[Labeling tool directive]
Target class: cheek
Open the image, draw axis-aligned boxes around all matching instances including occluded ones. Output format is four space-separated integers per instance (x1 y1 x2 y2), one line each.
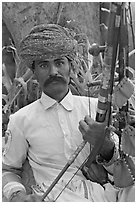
35 71 48 85
61 65 70 78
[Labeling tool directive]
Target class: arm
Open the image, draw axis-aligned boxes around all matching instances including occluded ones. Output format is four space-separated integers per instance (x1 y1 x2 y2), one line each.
2 114 41 202
79 115 115 157
2 163 27 201
79 116 119 173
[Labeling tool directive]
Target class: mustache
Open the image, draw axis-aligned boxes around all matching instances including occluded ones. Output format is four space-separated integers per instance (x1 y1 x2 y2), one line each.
44 75 67 87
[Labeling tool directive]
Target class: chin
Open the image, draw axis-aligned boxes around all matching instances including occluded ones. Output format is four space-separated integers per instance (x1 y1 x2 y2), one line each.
44 84 68 95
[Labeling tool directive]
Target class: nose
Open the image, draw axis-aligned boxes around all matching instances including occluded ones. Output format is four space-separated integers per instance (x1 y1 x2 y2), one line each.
49 63 58 76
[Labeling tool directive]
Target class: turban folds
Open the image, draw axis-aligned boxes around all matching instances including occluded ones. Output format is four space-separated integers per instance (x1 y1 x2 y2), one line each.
19 24 78 69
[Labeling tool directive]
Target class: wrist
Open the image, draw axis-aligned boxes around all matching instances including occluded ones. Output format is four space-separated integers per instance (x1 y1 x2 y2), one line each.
3 181 26 201
10 190 26 201
100 138 115 161
96 145 119 167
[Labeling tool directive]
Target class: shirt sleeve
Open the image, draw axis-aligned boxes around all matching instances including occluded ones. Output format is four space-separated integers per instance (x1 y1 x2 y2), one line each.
3 114 28 168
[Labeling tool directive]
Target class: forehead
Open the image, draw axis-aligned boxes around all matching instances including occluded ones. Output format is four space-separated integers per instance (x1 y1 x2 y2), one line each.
35 56 69 64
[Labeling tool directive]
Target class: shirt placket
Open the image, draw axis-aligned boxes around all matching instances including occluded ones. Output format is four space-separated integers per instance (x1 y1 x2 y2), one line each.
56 103 72 160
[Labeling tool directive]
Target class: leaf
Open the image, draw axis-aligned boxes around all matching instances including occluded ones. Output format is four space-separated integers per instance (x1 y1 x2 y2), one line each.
3 104 11 114
14 77 27 95
6 45 20 77
2 94 8 105
22 69 33 82
85 69 93 83
126 66 135 79
121 125 135 157
2 64 12 92
114 156 135 188
129 49 135 57
128 94 135 110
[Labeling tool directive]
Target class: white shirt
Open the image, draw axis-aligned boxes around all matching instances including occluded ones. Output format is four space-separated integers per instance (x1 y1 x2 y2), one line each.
3 90 135 201
3 91 97 186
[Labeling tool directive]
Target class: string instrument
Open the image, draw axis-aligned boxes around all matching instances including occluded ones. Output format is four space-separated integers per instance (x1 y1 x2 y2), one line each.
88 2 135 188
81 2 122 180
86 2 135 188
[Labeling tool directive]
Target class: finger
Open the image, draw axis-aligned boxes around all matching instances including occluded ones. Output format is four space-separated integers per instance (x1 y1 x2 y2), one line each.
79 120 89 131
79 124 86 136
84 115 94 125
85 115 105 131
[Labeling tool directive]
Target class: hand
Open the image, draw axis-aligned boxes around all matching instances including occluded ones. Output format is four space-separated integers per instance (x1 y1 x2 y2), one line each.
83 161 109 185
79 115 114 159
10 191 42 202
79 115 106 147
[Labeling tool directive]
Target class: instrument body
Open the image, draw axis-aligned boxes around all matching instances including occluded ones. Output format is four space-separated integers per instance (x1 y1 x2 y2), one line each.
82 3 122 181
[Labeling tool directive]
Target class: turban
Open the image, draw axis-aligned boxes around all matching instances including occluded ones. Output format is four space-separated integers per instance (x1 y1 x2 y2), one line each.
19 24 78 69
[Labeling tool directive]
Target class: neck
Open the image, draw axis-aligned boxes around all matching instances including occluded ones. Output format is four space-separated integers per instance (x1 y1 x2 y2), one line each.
45 88 69 102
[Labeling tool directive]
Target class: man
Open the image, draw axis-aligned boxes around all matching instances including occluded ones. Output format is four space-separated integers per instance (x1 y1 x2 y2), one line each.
2 24 134 202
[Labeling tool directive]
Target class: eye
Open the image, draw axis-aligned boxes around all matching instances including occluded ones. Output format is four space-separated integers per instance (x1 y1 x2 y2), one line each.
55 60 64 67
39 62 49 69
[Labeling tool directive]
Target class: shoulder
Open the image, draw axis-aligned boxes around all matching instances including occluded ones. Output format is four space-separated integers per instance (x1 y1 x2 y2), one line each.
72 94 98 118
9 99 40 123
73 94 98 107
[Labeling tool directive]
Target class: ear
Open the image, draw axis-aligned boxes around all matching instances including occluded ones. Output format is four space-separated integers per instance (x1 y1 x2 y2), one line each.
33 71 39 82
31 61 38 79
31 61 35 72
68 61 73 75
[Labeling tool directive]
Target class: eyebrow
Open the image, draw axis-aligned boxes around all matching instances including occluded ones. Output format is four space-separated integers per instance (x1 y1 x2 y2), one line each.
37 61 49 65
37 57 66 65
54 57 65 62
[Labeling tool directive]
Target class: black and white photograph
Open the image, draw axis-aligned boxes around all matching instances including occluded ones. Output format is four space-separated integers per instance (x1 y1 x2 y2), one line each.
2 2 135 202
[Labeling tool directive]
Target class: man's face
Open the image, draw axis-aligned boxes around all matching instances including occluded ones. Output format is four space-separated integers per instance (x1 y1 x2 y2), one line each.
34 56 71 96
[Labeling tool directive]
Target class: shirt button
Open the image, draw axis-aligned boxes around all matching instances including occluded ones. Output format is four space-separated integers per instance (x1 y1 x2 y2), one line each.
60 119 64 124
63 130 66 134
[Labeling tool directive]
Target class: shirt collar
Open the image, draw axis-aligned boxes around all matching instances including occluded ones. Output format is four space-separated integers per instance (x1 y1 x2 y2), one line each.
40 90 73 111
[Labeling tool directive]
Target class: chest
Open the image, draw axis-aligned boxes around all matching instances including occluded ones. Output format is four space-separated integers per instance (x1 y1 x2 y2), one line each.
25 105 85 158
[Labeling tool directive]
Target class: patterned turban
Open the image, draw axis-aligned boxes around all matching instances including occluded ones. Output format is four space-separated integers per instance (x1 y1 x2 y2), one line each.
19 24 78 69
